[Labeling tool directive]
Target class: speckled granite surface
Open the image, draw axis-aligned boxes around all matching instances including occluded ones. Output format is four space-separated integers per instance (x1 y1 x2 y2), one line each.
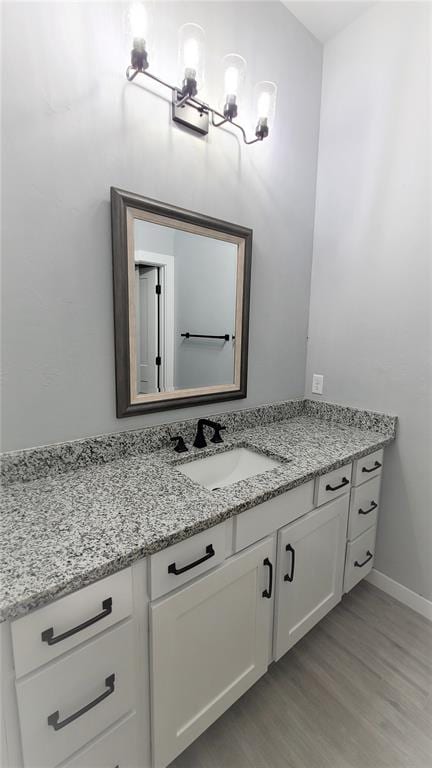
1 403 397 622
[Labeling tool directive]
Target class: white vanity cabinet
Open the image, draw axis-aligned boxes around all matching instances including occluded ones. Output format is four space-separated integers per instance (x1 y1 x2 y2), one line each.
150 536 275 768
273 495 349 661
2 448 386 768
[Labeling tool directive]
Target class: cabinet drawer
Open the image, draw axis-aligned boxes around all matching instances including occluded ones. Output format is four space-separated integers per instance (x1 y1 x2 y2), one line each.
61 714 138 768
314 463 352 507
16 621 135 768
234 480 314 552
348 477 381 541
12 568 133 678
149 522 226 600
344 526 376 593
352 449 383 486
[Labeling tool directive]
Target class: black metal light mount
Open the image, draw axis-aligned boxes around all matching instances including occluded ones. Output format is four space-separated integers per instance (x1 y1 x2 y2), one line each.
127 67 264 145
255 117 269 140
181 68 198 99
223 95 238 121
130 37 148 72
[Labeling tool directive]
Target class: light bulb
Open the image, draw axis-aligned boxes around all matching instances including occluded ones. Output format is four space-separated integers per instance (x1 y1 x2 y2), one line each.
129 3 147 43
224 66 239 96
183 37 200 72
257 91 271 119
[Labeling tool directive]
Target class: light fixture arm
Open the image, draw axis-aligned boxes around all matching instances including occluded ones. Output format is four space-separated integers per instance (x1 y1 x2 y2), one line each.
126 66 265 145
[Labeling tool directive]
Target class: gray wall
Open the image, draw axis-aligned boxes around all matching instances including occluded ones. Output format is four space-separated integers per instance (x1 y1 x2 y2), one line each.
134 220 175 256
1 1 322 451
174 231 237 389
305 3 432 599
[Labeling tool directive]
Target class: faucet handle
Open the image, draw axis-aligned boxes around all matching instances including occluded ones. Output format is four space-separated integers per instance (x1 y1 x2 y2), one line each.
171 435 188 453
210 424 226 444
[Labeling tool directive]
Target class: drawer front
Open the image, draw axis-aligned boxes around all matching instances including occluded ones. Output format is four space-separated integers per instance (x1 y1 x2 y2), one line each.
348 477 381 541
61 714 138 768
353 449 383 486
149 522 226 600
234 480 314 552
344 526 377 593
12 568 133 678
16 621 135 768
314 463 352 507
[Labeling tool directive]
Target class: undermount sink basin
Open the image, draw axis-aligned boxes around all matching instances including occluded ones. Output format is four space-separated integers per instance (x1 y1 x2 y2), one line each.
177 447 283 490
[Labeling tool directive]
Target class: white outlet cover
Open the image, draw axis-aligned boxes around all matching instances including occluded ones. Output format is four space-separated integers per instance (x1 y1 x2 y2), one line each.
312 374 324 395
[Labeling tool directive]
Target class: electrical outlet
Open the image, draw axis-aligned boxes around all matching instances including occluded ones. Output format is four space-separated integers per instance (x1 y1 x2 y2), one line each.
312 374 324 395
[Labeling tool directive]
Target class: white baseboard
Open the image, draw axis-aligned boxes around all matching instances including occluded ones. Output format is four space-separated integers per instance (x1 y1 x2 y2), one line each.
366 569 432 621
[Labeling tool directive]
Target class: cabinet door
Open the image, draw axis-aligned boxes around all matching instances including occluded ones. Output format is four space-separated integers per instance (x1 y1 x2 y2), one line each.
273 495 348 661
150 537 275 768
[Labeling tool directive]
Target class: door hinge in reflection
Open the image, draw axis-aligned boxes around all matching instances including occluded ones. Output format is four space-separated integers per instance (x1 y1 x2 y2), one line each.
155 284 162 295
156 356 162 366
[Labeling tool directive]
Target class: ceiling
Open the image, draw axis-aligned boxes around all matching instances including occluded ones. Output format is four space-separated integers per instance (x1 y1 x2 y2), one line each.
282 1 375 43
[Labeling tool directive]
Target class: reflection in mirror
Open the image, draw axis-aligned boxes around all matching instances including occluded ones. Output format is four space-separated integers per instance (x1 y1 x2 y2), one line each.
134 219 238 395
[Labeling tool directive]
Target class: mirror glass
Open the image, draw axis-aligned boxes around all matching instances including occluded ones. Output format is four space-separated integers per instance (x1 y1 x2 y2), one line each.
134 219 238 394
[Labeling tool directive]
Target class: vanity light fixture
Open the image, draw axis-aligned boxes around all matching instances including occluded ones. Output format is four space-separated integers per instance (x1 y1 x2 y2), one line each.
125 4 277 144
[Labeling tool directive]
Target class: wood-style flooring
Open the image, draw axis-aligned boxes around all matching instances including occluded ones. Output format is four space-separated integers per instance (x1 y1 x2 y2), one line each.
169 582 432 768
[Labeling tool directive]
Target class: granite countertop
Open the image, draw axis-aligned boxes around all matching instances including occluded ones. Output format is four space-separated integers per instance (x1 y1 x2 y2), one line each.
1 404 396 623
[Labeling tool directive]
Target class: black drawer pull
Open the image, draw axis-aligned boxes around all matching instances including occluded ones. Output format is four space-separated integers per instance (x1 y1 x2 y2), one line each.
325 477 349 492
354 551 373 568
47 674 115 731
362 460 382 474
358 501 378 516
262 558 273 598
41 597 113 645
168 544 215 575
284 544 296 582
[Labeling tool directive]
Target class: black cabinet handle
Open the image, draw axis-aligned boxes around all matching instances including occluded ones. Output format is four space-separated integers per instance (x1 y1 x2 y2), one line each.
358 501 378 516
284 544 296 582
325 477 349 492
168 544 215 575
47 674 115 731
262 558 273 598
41 598 113 645
362 460 382 474
354 551 373 568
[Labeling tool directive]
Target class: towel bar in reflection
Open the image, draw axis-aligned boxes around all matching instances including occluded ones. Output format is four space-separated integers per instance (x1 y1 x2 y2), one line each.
180 333 234 341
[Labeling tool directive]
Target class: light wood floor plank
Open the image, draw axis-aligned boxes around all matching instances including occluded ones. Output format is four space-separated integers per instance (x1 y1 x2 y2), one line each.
169 582 432 768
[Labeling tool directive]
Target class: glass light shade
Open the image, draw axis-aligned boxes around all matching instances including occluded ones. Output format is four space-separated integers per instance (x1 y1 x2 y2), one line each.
254 81 277 128
221 54 247 119
178 23 205 91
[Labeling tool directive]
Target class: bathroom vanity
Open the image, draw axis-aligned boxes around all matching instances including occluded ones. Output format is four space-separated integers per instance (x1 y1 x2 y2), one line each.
0 400 396 768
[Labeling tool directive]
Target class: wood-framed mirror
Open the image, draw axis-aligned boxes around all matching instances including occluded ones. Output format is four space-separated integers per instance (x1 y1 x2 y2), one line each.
111 188 252 417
